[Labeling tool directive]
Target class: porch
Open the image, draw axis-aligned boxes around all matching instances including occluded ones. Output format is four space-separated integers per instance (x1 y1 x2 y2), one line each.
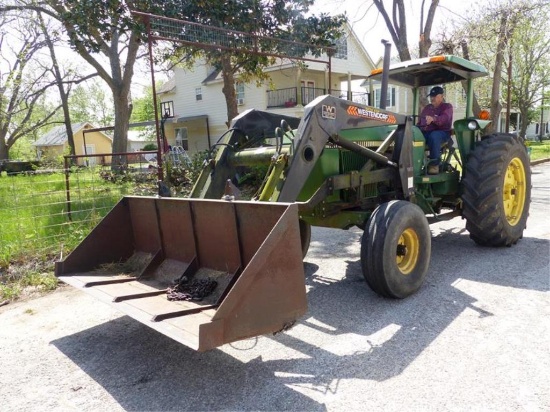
266 87 370 108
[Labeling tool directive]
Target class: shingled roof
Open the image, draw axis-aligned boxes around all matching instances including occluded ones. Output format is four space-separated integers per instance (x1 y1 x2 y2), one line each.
33 122 109 146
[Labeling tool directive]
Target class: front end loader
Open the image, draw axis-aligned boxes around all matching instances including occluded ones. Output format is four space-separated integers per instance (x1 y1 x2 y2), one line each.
56 55 531 350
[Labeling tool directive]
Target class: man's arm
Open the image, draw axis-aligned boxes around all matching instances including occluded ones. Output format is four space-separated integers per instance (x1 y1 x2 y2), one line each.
418 106 431 127
433 103 453 130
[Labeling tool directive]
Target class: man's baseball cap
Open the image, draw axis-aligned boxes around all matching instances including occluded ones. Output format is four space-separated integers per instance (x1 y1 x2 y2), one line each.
428 86 444 97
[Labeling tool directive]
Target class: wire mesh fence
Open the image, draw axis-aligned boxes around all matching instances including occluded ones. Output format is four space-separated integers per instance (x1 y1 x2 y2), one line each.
0 153 160 265
134 11 335 63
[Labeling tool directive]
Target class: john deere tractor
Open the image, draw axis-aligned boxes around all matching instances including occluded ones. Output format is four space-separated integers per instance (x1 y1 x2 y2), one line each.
56 55 531 351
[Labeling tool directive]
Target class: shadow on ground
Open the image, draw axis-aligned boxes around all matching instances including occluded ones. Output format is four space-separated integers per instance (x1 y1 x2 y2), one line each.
52 216 549 411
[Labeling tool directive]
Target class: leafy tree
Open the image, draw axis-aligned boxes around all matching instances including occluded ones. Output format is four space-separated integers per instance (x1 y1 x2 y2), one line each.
130 84 156 143
0 10 61 161
507 9 550 138
44 0 147 162
68 80 115 126
434 0 549 134
158 0 346 126
2 0 345 162
36 11 97 158
130 85 155 123
0 0 161 166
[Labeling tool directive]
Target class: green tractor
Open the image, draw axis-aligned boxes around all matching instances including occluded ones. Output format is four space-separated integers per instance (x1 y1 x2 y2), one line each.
191 54 531 299
55 55 530 351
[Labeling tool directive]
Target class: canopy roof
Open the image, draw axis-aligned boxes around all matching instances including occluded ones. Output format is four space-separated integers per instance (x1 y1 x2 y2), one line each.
368 55 488 88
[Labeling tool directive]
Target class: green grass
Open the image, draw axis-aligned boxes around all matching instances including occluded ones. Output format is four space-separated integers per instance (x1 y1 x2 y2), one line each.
0 167 157 301
0 171 125 263
526 140 550 161
1 265 58 303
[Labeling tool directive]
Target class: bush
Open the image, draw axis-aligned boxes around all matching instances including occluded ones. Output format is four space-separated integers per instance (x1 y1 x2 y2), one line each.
142 143 158 151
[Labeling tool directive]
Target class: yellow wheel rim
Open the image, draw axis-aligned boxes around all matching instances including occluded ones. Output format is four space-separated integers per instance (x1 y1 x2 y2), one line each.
503 157 526 226
396 228 420 275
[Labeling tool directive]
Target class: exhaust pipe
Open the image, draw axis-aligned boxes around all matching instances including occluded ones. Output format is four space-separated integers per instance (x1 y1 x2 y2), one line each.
379 39 392 110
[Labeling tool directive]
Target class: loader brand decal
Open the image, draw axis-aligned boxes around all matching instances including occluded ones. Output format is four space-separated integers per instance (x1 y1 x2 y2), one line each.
347 105 397 124
322 105 336 119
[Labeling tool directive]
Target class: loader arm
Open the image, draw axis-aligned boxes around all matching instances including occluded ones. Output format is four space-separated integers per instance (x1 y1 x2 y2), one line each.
277 95 414 203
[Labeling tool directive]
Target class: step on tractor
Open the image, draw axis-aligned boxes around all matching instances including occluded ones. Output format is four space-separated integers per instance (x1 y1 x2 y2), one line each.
56 55 531 352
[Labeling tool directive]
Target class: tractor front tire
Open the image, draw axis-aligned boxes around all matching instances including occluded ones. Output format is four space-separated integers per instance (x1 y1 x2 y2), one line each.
462 133 531 246
361 201 431 299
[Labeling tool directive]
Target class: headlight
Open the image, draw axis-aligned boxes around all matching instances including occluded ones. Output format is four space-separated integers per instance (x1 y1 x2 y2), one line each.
467 120 478 130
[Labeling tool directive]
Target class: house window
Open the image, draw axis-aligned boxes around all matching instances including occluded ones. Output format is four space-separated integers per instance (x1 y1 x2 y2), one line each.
301 80 316 105
82 144 97 166
160 101 174 117
195 87 202 101
175 127 188 151
236 82 245 105
334 37 348 59
374 87 396 108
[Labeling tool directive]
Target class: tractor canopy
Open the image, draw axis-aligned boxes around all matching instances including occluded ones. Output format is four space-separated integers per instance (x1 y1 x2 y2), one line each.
368 55 488 88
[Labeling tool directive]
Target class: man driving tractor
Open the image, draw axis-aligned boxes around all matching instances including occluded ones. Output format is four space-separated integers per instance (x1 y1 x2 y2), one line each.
418 86 454 174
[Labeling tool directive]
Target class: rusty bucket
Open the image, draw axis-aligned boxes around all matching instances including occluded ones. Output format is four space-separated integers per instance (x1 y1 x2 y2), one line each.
55 196 306 351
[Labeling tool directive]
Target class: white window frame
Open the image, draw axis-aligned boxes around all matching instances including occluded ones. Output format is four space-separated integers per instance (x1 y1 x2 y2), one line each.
83 144 97 166
195 87 202 101
374 86 397 108
334 37 348 59
301 80 316 105
236 82 245 105
174 127 188 151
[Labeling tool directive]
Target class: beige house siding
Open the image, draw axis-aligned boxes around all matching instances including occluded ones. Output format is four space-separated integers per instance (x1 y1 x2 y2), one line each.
34 123 112 165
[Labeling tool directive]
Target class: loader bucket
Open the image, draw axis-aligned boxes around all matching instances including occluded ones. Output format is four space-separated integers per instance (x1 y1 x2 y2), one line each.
55 196 306 352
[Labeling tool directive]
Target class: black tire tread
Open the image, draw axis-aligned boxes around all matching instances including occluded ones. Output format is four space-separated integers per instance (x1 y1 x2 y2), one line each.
361 201 431 299
462 133 531 246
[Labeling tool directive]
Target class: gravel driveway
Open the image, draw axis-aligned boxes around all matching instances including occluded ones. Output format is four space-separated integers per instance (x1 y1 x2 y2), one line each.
1 162 549 411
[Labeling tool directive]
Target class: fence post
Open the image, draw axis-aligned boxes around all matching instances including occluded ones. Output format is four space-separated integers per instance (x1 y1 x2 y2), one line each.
64 156 72 222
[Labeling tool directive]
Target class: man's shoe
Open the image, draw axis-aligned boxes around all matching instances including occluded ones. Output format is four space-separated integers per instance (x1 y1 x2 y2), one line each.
428 165 439 174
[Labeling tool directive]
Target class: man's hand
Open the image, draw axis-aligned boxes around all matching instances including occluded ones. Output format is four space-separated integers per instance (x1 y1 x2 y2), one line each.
425 115 435 125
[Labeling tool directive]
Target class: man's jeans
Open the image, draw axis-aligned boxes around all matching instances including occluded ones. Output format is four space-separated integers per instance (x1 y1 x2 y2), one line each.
423 130 452 165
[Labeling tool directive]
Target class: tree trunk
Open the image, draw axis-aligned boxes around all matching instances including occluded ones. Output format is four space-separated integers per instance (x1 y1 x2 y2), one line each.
0 135 8 161
107 31 138 171
111 88 132 169
220 54 238 128
38 13 76 159
373 0 411 62
418 0 439 58
488 15 510 134
519 107 529 139
374 0 439 62
460 41 481 117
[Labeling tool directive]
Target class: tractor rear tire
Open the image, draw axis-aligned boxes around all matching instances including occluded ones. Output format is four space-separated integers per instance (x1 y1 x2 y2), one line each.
462 133 531 246
361 200 431 299
299 219 311 258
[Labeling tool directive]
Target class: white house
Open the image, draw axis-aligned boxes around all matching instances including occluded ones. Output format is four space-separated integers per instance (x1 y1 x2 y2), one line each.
157 23 377 155
525 109 549 140
127 129 156 152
